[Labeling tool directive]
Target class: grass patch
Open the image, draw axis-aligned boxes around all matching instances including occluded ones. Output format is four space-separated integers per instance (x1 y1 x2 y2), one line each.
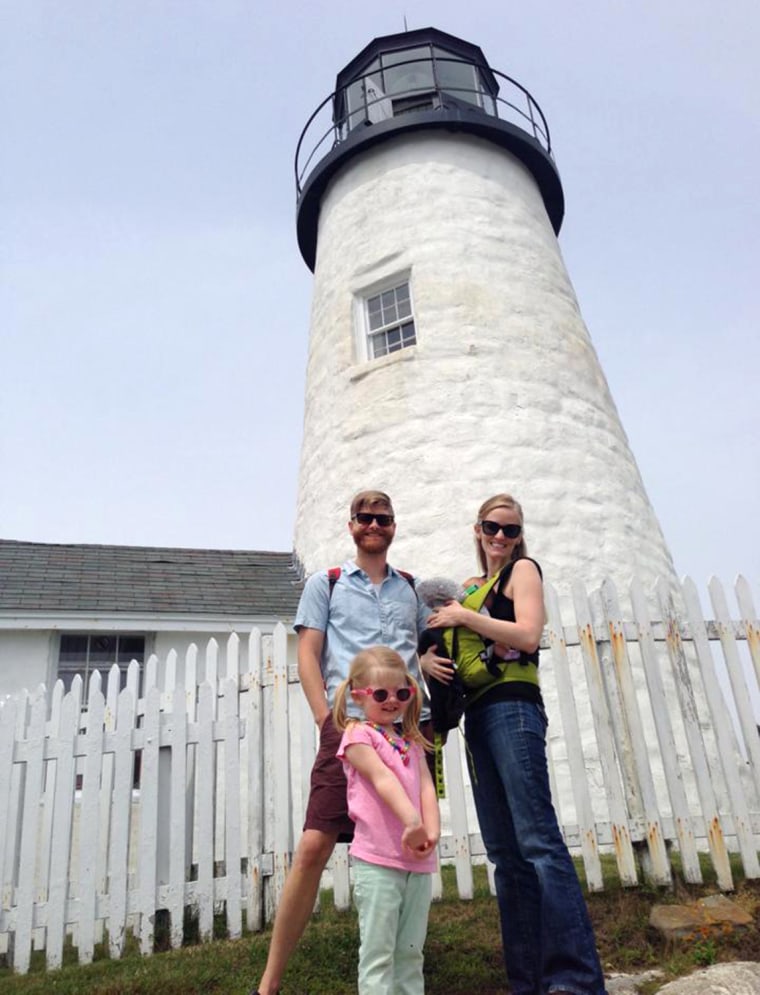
0 855 758 993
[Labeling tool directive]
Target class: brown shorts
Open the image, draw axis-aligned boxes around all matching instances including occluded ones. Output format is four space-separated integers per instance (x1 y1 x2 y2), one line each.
303 715 437 842
303 713 354 842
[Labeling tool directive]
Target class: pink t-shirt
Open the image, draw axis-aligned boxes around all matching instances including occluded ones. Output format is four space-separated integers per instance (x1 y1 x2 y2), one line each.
337 723 437 874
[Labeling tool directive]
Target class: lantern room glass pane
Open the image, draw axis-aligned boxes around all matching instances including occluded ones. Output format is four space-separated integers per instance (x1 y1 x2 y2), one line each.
381 46 434 96
433 51 482 107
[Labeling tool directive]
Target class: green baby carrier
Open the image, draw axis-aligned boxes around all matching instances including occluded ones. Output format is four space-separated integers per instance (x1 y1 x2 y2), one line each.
445 561 540 705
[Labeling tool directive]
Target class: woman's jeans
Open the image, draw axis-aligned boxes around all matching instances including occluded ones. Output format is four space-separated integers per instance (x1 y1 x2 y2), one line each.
465 698 607 995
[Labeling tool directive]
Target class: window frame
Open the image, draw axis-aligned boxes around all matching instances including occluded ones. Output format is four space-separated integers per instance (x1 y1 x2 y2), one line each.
57 632 147 693
356 276 417 363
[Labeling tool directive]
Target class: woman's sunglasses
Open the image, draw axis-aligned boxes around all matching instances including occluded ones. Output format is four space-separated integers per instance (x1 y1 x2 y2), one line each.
353 686 415 703
352 512 395 527
479 520 522 538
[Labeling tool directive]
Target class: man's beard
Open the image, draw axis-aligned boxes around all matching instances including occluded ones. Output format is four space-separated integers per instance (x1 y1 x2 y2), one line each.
353 531 393 555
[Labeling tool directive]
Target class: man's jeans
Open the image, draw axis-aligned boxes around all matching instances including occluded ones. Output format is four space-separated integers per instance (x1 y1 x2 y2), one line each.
465 698 607 995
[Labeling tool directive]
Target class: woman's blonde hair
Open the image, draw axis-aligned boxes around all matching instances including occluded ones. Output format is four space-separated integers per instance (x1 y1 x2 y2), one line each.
332 646 431 750
474 493 527 575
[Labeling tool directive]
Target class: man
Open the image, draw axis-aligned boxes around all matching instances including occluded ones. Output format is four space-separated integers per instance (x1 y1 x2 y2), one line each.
250 490 431 995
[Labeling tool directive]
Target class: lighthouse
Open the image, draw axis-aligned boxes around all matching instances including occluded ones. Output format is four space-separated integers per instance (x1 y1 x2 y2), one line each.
293 26 677 594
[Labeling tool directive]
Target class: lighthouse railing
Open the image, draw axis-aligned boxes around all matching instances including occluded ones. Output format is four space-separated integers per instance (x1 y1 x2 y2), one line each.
1 575 759 971
295 56 553 199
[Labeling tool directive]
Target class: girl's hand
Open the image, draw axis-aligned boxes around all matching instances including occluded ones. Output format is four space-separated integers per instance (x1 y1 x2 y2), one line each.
402 823 429 853
419 645 455 684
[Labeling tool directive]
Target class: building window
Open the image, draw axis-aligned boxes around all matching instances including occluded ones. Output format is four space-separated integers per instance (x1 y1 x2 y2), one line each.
58 634 145 692
365 281 416 359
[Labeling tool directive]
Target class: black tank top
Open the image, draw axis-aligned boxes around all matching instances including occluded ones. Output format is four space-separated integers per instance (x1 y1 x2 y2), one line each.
471 557 544 710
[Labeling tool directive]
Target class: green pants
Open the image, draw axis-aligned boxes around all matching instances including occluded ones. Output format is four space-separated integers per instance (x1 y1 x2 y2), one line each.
353 858 432 995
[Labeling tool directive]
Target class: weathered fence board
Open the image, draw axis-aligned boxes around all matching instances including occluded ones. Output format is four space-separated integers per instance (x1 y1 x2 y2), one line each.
0 575 758 974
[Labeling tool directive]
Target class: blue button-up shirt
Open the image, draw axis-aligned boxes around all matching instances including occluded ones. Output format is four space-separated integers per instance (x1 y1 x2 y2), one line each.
294 559 430 718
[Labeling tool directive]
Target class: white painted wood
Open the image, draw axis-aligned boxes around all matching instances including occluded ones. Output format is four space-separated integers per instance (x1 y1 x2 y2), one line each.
196 681 215 942
442 731 474 899
709 577 760 803
682 578 760 877
1 591 759 973
629 579 702 884
736 575 760 690
184 643 198 879
46 683 80 968
245 628 264 932
138 685 161 954
599 580 671 885
544 583 603 891
572 582 638 885
269 624 292 908
168 683 188 948
14 688 46 972
655 579 733 890
222 676 242 938
107 686 135 959
78 673 105 964
37 682 63 934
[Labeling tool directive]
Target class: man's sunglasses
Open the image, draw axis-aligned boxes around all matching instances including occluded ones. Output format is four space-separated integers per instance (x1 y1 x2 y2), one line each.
479 520 522 539
352 512 395 527
353 686 415 703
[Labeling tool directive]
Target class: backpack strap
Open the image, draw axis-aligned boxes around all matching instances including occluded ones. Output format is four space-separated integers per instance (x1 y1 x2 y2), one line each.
397 569 416 594
327 567 342 600
328 566 416 599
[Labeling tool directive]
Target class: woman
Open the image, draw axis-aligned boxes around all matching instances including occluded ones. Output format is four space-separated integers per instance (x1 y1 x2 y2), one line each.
424 493 607 995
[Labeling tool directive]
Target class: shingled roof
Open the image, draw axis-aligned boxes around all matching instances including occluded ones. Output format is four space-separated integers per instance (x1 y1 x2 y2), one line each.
0 540 303 619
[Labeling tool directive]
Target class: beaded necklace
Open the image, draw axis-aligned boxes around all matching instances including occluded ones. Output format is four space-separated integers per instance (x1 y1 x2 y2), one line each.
369 723 412 766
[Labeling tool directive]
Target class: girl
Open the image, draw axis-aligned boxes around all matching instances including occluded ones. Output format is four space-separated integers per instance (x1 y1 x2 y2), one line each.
425 494 607 995
333 646 440 995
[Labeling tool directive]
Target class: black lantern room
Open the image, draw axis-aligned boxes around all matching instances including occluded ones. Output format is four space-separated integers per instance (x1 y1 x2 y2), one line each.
295 27 564 270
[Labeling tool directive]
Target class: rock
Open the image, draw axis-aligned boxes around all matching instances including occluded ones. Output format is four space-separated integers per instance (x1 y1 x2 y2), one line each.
653 961 760 993
649 896 753 941
606 968 664 992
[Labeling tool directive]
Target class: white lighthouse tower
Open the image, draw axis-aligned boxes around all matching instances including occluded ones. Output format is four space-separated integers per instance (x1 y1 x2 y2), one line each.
293 27 676 592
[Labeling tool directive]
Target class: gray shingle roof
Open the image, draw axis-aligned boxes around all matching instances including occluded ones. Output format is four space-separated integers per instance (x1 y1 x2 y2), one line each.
0 540 303 618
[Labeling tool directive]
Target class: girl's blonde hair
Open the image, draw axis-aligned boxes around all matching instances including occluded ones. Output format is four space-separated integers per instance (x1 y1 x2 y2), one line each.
332 646 431 751
474 492 527 575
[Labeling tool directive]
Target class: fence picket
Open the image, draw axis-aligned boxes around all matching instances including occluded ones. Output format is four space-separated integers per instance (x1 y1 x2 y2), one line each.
196 681 215 942
544 583 603 891
222 677 243 938
736 576 760 689
708 577 760 803
630 579 702 884
107 685 136 959
599 580 670 885
269 624 292 909
682 578 760 877
572 582 638 885
442 732 474 899
138 686 161 954
168 683 188 948
0 693 19 958
656 579 734 890
78 674 106 964
13 689 47 972
46 682 81 968
245 628 264 932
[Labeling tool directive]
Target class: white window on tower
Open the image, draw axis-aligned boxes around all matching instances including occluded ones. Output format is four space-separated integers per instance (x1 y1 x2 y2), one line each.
363 281 416 359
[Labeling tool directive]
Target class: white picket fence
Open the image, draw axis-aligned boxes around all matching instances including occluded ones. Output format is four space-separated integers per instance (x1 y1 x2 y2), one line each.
1 575 759 974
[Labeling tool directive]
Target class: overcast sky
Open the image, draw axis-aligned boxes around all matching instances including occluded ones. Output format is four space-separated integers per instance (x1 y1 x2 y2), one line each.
2 1 758 603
